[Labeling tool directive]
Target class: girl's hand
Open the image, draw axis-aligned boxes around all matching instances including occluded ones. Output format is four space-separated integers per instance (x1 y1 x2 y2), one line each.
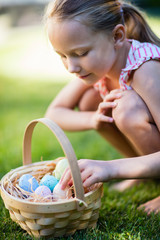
90 89 124 130
60 159 112 189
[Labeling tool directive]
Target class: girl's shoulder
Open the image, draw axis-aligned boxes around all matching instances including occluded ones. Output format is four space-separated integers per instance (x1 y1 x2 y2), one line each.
131 60 160 99
127 39 160 79
133 58 160 81
126 39 160 71
119 39 160 90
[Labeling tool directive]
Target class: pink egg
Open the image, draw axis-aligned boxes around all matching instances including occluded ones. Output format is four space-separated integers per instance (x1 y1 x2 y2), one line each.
35 185 51 197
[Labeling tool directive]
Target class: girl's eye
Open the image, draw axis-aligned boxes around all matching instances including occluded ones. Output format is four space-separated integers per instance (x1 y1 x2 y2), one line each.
60 55 66 59
79 51 88 57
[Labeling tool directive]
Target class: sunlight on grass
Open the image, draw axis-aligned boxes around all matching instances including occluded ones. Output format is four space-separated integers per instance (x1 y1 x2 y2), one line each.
0 17 74 82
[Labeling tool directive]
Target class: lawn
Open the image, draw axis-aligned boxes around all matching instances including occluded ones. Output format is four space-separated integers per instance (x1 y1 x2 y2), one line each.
0 9 160 240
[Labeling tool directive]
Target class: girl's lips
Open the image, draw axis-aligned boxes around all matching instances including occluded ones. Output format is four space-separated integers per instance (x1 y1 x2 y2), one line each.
79 73 91 79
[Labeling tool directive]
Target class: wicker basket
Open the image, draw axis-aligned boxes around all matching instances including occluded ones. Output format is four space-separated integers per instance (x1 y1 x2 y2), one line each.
0 118 103 238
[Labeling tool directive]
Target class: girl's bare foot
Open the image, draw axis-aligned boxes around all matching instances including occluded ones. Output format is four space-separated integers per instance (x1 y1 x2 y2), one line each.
110 179 146 192
138 196 160 215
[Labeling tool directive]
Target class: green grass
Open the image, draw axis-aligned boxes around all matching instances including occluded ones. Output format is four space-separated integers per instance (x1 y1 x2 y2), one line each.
1 72 160 240
0 12 160 240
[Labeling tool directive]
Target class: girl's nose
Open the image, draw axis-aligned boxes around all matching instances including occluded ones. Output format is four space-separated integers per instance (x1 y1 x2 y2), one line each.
67 58 81 73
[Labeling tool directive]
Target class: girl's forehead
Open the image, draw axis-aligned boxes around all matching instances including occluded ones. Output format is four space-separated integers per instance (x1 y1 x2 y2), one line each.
48 18 94 38
47 18 102 50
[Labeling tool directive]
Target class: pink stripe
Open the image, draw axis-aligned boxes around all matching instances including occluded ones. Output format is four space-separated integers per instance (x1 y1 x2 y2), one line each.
128 55 132 65
131 44 134 51
132 44 136 61
132 45 136 61
133 52 136 62
131 63 137 70
138 48 141 58
149 47 154 57
143 45 148 56
155 46 160 57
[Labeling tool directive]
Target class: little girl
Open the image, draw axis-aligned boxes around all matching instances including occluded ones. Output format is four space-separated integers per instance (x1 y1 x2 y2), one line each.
44 0 160 214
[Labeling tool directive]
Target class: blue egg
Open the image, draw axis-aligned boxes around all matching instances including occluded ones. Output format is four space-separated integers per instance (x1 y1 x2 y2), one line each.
40 175 59 192
19 174 39 193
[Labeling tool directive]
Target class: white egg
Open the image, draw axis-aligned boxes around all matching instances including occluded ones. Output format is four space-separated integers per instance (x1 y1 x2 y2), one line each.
53 182 72 200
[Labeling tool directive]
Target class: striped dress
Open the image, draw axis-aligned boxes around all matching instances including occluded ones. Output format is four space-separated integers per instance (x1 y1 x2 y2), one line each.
94 39 160 98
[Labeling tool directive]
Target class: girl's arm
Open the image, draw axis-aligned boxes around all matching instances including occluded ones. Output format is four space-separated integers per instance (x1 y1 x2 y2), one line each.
60 61 160 189
45 78 94 131
45 78 120 131
60 152 160 189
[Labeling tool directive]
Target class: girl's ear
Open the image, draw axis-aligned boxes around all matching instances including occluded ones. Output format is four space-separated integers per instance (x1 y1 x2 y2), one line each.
112 24 126 49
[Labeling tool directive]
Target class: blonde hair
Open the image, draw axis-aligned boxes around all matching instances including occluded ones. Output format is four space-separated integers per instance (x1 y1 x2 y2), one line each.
45 0 160 47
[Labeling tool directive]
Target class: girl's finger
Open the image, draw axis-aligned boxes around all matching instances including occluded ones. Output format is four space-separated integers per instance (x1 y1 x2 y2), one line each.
104 92 122 102
77 160 86 172
98 101 117 113
83 175 98 188
60 167 69 183
109 88 124 95
80 168 92 183
60 168 72 190
68 179 73 186
97 114 114 123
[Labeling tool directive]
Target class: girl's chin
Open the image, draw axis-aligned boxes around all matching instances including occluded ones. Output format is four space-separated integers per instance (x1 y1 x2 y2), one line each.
82 78 100 85
79 75 100 85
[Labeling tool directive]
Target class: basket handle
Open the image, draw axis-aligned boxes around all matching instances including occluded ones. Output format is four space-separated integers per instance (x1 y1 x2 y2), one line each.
23 118 85 210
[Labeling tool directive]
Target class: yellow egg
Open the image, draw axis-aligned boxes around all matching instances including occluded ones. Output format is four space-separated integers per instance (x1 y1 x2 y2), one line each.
53 158 69 180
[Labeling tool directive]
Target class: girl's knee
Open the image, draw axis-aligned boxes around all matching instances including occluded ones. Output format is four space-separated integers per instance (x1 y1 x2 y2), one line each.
112 90 152 133
112 101 132 132
78 88 102 111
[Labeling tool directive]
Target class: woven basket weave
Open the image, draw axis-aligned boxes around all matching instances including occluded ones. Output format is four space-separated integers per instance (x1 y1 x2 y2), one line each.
0 118 103 238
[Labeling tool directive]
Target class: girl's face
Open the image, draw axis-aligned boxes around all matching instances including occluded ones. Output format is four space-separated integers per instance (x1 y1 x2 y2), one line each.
48 18 118 85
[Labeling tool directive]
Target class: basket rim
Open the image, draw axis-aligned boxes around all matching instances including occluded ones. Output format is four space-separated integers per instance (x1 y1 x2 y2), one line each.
0 160 103 207
1 180 102 206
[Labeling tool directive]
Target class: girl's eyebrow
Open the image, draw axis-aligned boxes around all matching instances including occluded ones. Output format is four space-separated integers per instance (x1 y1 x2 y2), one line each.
55 46 90 55
70 45 90 51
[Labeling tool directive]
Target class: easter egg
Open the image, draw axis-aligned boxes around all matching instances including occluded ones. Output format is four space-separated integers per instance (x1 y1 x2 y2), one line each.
40 175 59 192
19 174 39 193
35 185 51 197
53 182 72 200
53 158 69 180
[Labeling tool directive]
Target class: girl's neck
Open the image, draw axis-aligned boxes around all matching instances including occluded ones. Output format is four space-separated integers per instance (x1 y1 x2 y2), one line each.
106 40 131 84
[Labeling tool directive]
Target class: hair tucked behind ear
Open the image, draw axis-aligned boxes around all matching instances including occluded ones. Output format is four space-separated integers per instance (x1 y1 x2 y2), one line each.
45 0 160 47
122 2 160 47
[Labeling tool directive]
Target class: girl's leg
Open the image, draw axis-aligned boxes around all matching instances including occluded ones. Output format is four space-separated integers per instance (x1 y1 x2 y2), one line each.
79 88 160 155
78 87 139 157
112 90 160 155
111 89 160 197
138 196 160 215
78 88 143 190
79 87 160 156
